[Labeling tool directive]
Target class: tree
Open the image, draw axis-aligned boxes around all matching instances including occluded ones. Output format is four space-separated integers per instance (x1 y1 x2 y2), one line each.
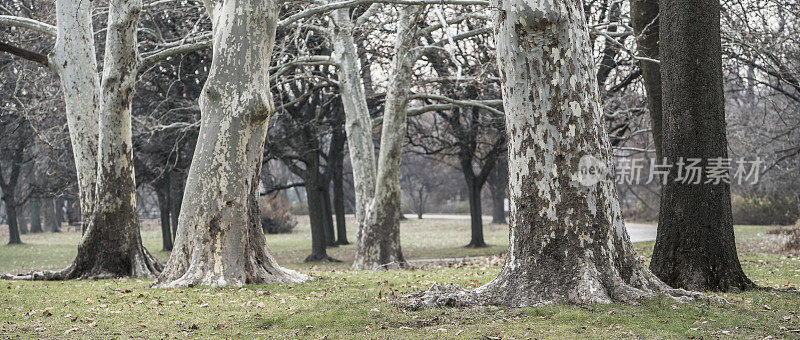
487 155 507 224
411 0 698 307
649 0 753 292
630 0 662 160
155 0 309 287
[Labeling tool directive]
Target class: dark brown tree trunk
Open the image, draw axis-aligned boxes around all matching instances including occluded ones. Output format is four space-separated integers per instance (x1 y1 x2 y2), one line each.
304 178 336 262
169 170 184 239
3 196 22 245
332 155 349 245
41 197 60 233
65 197 81 226
650 0 753 292
631 0 663 160
465 180 487 247
155 176 173 251
29 198 43 233
55 197 66 228
321 186 337 247
488 156 508 225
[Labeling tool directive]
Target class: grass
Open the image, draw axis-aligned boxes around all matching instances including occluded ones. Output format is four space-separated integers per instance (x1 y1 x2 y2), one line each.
1 219 799 338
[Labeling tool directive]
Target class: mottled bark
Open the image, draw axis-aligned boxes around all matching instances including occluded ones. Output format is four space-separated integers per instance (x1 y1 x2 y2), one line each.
50 0 100 223
351 5 424 270
630 0 662 159
155 0 308 287
28 197 43 233
410 0 699 308
330 8 376 235
650 0 753 292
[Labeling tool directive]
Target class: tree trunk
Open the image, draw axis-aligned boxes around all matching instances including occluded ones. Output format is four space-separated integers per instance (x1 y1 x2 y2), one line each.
411 0 699 308
54 0 162 279
18 210 28 234
305 179 333 261
630 0 663 160
169 170 184 239
41 197 59 232
51 0 100 225
351 5 424 270
321 186 337 247
649 0 753 292
465 179 486 247
3 196 22 245
29 198 43 233
154 0 308 287
332 145 349 245
488 156 508 225
155 176 173 251
330 8 377 237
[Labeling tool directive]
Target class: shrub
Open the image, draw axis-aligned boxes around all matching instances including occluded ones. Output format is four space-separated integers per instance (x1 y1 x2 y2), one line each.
731 193 799 226
258 195 297 234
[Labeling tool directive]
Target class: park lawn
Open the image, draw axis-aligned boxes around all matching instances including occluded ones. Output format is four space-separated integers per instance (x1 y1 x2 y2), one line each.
0 220 798 338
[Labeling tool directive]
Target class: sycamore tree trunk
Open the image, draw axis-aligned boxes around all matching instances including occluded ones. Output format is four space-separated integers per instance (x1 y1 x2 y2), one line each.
630 0 663 160
330 8 376 239
58 0 161 279
29 197 43 233
155 0 308 287
351 5 424 270
649 0 753 292
51 0 101 223
410 0 700 308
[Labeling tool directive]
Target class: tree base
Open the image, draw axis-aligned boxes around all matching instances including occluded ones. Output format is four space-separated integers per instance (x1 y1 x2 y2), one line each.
303 254 342 263
406 268 712 310
464 242 489 248
2 245 161 281
335 240 350 246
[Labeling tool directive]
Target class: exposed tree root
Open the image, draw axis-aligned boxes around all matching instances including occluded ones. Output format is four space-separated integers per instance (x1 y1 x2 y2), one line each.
2 245 161 281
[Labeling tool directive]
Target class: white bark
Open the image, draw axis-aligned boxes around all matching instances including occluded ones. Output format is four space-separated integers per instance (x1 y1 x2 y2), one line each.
155 0 308 287
350 5 425 270
50 0 101 224
409 0 703 307
330 9 376 227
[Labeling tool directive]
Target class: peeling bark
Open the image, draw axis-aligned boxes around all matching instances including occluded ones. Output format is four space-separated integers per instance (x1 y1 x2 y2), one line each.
154 0 309 287
409 0 701 307
50 0 100 223
649 0 753 292
350 5 425 270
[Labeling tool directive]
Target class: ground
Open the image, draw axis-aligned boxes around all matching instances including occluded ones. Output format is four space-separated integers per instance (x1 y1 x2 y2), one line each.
1 218 799 338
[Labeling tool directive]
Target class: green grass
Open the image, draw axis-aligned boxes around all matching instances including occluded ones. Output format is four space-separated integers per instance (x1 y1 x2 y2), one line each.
1 220 799 338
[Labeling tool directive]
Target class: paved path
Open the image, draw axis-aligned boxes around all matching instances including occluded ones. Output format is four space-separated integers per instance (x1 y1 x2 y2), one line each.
403 214 658 243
